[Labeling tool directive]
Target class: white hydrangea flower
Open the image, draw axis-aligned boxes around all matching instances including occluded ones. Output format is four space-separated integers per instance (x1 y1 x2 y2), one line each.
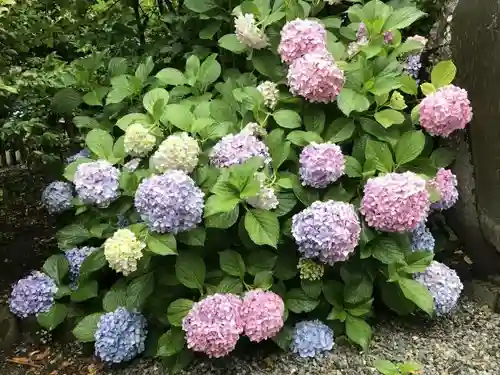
104 229 145 276
234 13 268 49
240 122 267 137
124 123 156 157
150 132 200 174
257 81 279 109
246 172 279 211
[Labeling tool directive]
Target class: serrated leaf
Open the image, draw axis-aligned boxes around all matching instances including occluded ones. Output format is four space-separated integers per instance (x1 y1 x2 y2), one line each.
167 299 194 327
72 313 103 342
345 314 372 350
219 250 245 277
398 278 434 315
175 252 205 290
244 209 280 248
395 130 425 166
431 60 456 88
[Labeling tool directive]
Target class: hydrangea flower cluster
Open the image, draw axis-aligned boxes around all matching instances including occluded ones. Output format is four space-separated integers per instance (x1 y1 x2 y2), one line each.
360 172 430 232
73 161 121 207
134 170 204 233
234 12 268 49
257 81 279 109
124 123 156 157
150 132 200 174
66 148 91 164
9 271 58 318
182 293 244 358
103 229 145 275
209 132 270 168
240 290 284 342
278 19 327 64
65 246 98 287
299 142 345 188
414 261 463 316
94 307 147 363
292 200 361 265
429 168 459 210
419 84 473 137
42 181 73 214
291 320 334 358
245 172 279 211
297 258 325 280
411 221 435 252
404 54 422 79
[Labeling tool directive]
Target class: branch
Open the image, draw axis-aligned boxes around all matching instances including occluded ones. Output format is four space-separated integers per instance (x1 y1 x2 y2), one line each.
132 0 146 47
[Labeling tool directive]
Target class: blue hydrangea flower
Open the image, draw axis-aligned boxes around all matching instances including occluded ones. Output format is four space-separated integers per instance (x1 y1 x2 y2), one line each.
65 247 98 288
41 181 73 214
66 148 91 164
291 320 334 358
94 307 147 363
405 54 422 79
73 160 121 208
9 271 58 318
411 221 435 252
134 170 204 234
414 261 463 316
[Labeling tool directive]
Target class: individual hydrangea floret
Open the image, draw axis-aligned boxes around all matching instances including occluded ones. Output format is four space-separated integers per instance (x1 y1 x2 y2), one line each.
94 307 147 363
66 148 91 164
124 123 156 157
297 258 324 281
411 221 435 252
288 51 345 103
299 142 345 188
278 19 327 64
257 81 279 109
41 181 73 214
124 158 141 172
291 320 334 358
419 84 473 137
134 170 204 234
429 168 459 210
9 271 58 318
292 200 361 265
73 160 120 208
104 229 145 276
65 246 99 287
241 290 284 342
360 172 430 232
234 12 268 49
209 132 270 168
182 293 243 358
246 172 279 211
414 261 463 316
150 132 200 174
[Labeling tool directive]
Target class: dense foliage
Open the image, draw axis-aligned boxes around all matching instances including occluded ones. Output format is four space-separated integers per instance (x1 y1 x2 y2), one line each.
8 0 470 371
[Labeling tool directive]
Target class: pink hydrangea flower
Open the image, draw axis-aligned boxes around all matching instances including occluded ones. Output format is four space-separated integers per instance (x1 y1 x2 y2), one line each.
419 85 473 137
429 168 459 210
299 142 345 188
287 51 345 103
182 294 243 358
278 19 327 64
360 172 430 232
240 290 284 342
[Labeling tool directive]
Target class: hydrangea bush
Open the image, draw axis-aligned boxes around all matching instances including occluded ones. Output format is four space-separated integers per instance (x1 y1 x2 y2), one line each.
12 1 471 371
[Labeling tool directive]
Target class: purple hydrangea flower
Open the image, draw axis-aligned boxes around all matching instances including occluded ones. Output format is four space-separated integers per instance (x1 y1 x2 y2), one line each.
66 148 91 164
65 247 98 288
405 54 422 79
299 143 345 188
9 271 58 318
383 31 394 44
41 181 73 214
429 168 459 210
411 221 435 252
73 160 121 208
292 201 361 265
209 133 270 168
94 307 147 363
134 170 204 234
291 320 334 358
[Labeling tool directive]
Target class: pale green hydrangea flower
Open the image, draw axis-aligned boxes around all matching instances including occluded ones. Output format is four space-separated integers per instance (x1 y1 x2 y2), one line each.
104 229 145 275
150 132 200 174
124 123 156 157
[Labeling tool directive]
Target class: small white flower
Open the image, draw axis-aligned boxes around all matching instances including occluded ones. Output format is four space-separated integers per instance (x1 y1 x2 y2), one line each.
234 13 268 49
246 172 279 211
124 123 156 157
257 81 279 109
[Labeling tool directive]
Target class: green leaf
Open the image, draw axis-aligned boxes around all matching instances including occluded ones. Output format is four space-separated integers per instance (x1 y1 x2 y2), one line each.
156 328 185 357
244 209 280 248
252 50 286 80
374 359 399 375
43 254 69 284
86 129 114 160
37 304 68 331
337 88 370 116
402 251 434 273
156 68 186 86
420 82 436 96
246 250 277 275
205 205 239 229
79 249 107 280
147 233 177 255
399 74 418 95
345 156 362 177
344 275 373 305
108 57 128 76
254 271 274 289
103 284 127 312
73 116 100 129
285 288 319 313
71 280 98 302
218 34 247 53
175 252 206 290
431 60 457 88
162 104 194 131
52 88 82 114
345 314 372 350
371 237 405 264
286 130 323 146
143 88 169 117
395 130 425 166
199 21 222 39
266 129 291 170
204 194 240 217
216 277 244 294
323 280 344 307
198 54 221 90
273 110 301 129
365 139 394 173
303 105 325 134
107 75 139 104
274 249 298 281
430 147 456 168
398 361 423 373
383 7 426 31
219 250 246 277
271 325 293 350
374 109 405 128
291 174 320 206
135 57 154 82
301 280 322 298
398 278 434 315
82 87 109 106
167 299 194 327
325 118 356 143
177 227 206 247
126 273 155 309
72 313 103 342
116 113 153 131
184 0 216 12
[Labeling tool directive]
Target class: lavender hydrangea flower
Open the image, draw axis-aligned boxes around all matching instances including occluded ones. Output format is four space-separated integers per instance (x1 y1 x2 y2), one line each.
94 307 147 363
429 168 459 211
411 221 435 252
66 148 91 164
414 261 463 316
291 320 334 358
9 271 58 318
405 54 422 79
209 132 270 168
134 170 204 234
42 181 73 214
65 246 98 288
292 201 361 265
299 143 345 188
